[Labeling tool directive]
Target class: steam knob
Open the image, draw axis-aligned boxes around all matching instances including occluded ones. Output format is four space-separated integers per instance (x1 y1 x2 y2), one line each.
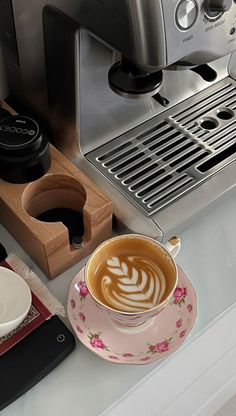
205 0 232 13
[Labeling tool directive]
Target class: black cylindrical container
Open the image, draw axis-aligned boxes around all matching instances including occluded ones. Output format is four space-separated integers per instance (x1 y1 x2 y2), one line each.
0 115 51 183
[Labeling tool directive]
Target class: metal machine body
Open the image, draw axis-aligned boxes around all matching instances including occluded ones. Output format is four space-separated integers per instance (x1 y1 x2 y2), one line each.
1 0 236 240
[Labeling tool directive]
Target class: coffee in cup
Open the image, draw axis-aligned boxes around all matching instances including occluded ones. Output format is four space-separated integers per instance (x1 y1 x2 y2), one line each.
85 234 180 326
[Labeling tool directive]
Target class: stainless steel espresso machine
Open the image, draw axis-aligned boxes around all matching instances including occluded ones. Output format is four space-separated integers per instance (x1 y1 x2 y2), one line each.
1 0 236 240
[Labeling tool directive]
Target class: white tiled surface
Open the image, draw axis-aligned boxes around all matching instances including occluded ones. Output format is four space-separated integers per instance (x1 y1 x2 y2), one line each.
1 189 236 415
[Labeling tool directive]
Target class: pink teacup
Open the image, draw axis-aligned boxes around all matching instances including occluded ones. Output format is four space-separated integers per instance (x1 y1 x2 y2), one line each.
81 234 181 327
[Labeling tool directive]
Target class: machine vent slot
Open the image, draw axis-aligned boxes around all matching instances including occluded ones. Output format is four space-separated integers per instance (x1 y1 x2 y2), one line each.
103 147 139 167
177 152 209 173
87 78 236 215
197 142 236 173
97 142 132 161
147 177 193 209
131 169 166 193
119 159 154 182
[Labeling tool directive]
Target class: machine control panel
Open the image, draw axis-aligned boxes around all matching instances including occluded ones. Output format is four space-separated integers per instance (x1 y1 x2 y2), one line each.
162 0 236 68
176 0 198 30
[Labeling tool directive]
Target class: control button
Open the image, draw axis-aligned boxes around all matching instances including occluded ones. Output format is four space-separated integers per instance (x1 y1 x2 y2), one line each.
57 334 66 343
176 0 198 30
204 0 232 17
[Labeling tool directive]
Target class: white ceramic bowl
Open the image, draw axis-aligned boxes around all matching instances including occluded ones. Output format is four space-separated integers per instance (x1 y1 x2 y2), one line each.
0 266 32 337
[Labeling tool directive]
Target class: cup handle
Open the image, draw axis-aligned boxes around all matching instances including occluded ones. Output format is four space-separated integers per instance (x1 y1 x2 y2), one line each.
165 236 181 258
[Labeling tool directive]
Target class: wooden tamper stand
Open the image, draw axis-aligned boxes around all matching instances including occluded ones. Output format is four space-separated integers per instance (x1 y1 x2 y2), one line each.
0 100 113 278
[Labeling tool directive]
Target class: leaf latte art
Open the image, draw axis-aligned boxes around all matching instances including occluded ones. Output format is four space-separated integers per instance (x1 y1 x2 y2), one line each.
101 256 167 312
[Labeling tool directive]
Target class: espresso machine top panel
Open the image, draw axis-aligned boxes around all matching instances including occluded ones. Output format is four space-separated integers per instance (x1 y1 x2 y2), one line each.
78 0 236 68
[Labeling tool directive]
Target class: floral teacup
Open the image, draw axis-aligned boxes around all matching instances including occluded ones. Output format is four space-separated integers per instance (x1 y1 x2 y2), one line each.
77 234 181 327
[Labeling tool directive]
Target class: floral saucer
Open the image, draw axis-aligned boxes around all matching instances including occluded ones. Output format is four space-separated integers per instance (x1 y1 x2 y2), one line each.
67 267 197 365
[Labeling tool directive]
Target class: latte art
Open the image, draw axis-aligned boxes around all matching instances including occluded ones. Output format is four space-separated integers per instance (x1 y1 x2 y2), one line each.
86 235 177 321
100 256 167 312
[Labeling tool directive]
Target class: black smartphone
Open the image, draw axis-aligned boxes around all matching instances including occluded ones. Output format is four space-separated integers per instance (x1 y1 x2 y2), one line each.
0 316 76 411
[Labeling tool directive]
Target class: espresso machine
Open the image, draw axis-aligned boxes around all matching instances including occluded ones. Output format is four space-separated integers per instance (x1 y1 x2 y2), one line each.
1 0 236 240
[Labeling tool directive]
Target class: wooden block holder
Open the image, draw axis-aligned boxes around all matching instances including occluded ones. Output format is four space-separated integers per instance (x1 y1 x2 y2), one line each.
0 105 113 278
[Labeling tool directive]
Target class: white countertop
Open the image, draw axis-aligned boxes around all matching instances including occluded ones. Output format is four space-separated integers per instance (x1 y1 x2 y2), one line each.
1 189 236 416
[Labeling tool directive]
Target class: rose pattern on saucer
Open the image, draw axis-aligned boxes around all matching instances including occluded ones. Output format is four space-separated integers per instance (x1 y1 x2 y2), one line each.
68 266 197 364
180 329 187 338
148 339 171 354
187 304 193 313
79 312 86 322
176 318 183 328
88 333 110 351
76 325 84 334
172 286 187 306
76 281 89 299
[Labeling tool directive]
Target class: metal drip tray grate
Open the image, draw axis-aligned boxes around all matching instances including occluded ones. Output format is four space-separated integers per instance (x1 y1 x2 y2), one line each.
87 78 236 215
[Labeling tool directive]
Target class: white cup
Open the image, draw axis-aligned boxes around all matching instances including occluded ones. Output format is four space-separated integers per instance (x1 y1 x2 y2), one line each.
0 267 32 337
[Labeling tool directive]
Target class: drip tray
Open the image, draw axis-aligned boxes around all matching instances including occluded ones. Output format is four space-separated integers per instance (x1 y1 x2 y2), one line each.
87 77 236 216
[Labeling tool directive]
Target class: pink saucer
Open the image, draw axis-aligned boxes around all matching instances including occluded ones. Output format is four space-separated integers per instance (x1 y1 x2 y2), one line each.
67 267 197 365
